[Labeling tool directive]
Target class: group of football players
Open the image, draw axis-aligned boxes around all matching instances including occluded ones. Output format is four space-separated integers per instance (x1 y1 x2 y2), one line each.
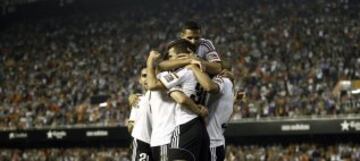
127 21 235 161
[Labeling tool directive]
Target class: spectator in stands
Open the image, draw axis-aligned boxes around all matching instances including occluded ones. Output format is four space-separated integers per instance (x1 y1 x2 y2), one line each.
0 0 359 129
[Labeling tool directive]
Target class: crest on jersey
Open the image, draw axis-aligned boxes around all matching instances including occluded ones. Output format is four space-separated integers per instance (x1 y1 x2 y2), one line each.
163 73 178 83
207 53 220 61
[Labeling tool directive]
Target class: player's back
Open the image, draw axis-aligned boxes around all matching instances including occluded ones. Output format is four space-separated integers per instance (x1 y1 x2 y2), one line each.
206 76 234 148
149 90 176 147
172 68 199 126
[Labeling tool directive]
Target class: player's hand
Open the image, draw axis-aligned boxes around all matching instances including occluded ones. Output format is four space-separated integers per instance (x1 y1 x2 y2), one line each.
149 50 161 60
147 50 161 65
221 70 235 81
128 94 140 107
127 121 134 133
236 91 247 103
190 59 205 72
198 105 209 118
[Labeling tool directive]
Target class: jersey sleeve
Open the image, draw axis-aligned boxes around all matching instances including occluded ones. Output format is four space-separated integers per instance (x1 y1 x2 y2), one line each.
128 107 138 122
198 40 221 62
158 70 187 90
166 86 184 96
212 76 225 93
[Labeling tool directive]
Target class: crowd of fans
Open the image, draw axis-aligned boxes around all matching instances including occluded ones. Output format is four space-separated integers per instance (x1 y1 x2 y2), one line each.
0 148 130 161
1 0 360 129
225 143 360 161
1 143 360 161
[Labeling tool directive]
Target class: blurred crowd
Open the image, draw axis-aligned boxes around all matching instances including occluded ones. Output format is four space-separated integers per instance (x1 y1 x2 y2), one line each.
1 0 360 129
1 143 360 161
225 144 360 161
0 148 130 161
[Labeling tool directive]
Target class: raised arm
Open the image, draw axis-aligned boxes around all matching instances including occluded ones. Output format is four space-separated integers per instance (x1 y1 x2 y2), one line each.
146 50 166 90
202 61 222 75
158 59 192 71
158 54 221 75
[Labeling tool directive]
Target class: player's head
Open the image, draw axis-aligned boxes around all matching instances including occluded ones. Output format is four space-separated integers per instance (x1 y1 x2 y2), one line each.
180 21 201 46
138 67 148 89
165 39 196 60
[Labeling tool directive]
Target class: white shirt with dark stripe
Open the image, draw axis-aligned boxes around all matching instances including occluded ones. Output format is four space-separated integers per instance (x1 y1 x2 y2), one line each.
197 38 221 62
159 68 199 126
131 91 152 144
149 73 177 147
206 76 234 148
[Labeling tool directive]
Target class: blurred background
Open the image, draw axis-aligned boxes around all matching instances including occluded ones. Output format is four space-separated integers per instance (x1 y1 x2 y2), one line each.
1 0 360 160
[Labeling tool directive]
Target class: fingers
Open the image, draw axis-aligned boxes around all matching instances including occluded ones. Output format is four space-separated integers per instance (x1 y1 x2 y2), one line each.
177 53 190 59
128 94 140 106
190 60 205 72
149 50 161 59
127 122 134 133
198 105 209 118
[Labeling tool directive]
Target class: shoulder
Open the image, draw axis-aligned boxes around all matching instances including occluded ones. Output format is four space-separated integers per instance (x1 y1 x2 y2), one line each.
199 38 214 45
199 38 215 50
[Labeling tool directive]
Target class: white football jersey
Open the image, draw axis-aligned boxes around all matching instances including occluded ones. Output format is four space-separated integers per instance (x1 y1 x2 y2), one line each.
131 91 152 144
158 68 199 126
206 76 234 148
196 38 221 63
129 103 140 123
149 72 177 147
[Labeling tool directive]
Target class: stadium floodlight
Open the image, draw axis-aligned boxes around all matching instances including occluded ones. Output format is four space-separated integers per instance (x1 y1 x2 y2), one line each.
351 89 360 95
99 102 108 107
340 80 352 90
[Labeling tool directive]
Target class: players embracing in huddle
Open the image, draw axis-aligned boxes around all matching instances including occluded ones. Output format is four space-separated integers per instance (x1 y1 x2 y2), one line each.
128 21 235 161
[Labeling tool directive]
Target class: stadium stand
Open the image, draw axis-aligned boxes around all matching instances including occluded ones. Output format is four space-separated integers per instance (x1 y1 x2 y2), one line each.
1 0 360 160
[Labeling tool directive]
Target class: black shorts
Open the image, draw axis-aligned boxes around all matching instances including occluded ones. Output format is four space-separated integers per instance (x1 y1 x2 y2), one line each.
170 117 210 161
131 138 152 161
210 145 225 161
151 144 169 161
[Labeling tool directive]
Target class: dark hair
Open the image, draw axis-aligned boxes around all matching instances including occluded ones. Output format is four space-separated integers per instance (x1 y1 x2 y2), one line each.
139 65 147 71
181 21 201 32
164 39 196 59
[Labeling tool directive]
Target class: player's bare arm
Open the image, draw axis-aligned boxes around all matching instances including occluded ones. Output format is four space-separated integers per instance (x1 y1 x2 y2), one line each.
158 54 221 75
186 63 219 93
146 50 166 90
221 70 235 83
158 58 192 71
169 91 208 118
127 120 134 133
202 61 222 75
127 94 139 133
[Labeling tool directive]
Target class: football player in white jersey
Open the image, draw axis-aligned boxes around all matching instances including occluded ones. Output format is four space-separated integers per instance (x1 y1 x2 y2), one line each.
187 61 235 161
158 21 222 75
128 68 153 161
146 39 211 161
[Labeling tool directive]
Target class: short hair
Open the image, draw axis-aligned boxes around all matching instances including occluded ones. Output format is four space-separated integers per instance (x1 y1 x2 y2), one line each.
181 21 201 32
139 65 147 71
167 39 196 53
